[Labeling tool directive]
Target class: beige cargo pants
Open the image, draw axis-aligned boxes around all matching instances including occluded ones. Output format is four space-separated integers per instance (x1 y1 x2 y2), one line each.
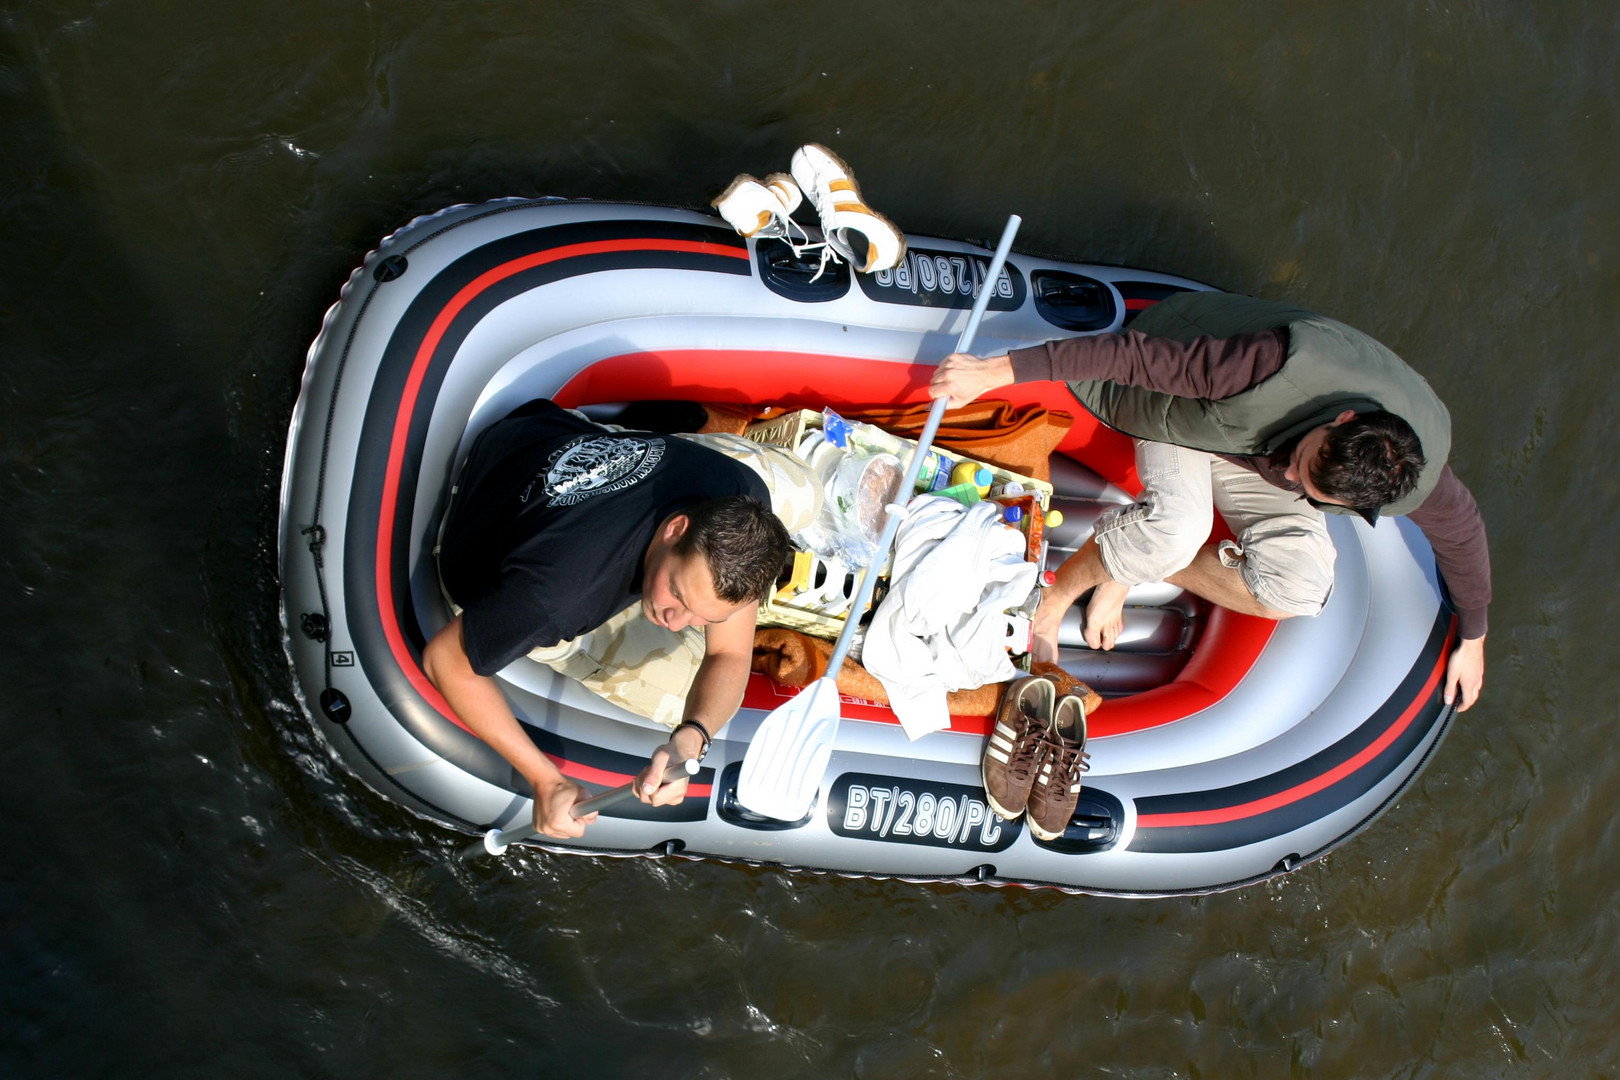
1093 439 1337 617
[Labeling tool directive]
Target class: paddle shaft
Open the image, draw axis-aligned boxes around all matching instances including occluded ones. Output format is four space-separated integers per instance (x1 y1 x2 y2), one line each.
823 214 1023 676
462 758 698 858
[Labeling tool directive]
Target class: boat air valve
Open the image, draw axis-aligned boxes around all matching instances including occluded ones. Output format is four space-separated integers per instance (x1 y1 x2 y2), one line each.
373 255 408 282
300 612 330 642
319 688 352 724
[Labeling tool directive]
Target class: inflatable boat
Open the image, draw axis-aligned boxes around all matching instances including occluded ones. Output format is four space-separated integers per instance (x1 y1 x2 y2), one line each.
278 198 1458 895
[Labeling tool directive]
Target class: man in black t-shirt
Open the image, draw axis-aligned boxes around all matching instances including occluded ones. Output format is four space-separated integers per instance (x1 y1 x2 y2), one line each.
424 401 791 840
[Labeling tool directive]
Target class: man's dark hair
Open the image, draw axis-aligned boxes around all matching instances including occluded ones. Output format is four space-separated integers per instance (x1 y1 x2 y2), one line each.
674 495 792 604
1311 411 1426 510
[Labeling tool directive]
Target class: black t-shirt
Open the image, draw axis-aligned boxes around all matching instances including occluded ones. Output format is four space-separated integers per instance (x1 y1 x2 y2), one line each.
438 400 769 676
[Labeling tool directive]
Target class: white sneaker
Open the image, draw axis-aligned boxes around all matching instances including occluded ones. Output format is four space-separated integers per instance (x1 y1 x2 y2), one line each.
760 172 802 217
789 144 906 274
712 172 805 240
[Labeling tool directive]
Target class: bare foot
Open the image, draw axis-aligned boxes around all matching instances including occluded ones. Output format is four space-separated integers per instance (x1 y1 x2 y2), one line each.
1030 594 1066 664
1083 581 1130 650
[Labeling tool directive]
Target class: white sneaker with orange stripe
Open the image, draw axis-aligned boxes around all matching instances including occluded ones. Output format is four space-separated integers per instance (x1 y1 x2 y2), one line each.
712 172 807 241
789 143 906 274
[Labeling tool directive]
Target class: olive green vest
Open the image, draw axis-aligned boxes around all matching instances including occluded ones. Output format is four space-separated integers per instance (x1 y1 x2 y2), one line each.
1068 292 1449 517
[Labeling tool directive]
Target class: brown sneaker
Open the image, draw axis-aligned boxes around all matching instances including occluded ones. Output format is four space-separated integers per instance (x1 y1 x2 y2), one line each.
982 675 1055 821
1027 692 1091 841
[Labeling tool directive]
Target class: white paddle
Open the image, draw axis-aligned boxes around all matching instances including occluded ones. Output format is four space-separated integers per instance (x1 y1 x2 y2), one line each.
736 215 1023 821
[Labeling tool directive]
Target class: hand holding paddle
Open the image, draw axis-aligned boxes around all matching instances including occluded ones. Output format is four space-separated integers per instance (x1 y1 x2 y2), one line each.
463 758 699 859
929 351 1017 409
635 738 698 805
535 774 599 840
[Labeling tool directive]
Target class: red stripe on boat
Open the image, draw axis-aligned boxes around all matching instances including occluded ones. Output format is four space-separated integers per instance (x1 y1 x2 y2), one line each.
554 757 712 799
374 239 751 733
1134 631 1453 830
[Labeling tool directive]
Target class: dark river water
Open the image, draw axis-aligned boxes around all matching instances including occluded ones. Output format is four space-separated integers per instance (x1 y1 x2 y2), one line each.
4 2 1617 1076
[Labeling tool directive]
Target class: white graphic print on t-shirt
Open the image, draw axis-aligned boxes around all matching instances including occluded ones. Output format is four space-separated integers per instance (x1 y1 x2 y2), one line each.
530 434 666 507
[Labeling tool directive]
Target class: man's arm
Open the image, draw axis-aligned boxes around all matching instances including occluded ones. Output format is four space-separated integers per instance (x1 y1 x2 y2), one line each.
1406 466 1491 711
635 600 759 805
422 615 597 837
929 329 1289 408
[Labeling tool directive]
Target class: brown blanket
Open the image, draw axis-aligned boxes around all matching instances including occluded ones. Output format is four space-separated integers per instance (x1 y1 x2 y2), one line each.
702 400 1073 483
837 399 1073 484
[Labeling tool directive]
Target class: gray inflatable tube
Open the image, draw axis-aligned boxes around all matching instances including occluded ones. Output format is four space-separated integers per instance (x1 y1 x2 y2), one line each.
278 199 1457 895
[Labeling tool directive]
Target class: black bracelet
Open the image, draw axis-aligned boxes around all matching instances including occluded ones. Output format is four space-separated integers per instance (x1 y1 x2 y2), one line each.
672 719 711 762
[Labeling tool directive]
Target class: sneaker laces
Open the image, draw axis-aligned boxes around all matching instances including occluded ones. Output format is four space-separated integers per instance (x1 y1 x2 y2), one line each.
717 176 826 264
1005 706 1047 782
802 237 842 282
1039 733 1089 783
759 215 838 280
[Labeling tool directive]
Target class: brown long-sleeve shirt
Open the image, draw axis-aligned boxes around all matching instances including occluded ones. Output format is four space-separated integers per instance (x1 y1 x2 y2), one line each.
1008 329 1491 638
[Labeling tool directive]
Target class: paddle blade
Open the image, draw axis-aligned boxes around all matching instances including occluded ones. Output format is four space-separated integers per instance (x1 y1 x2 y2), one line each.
736 677 842 821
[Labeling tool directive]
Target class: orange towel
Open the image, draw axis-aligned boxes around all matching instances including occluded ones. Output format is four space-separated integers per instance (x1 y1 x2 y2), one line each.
702 401 1072 483
697 401 761 435
842 400 1072 483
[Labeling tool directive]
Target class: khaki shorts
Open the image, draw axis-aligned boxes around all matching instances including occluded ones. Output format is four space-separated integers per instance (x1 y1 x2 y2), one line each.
1093 439 1336 617
526 601 706 726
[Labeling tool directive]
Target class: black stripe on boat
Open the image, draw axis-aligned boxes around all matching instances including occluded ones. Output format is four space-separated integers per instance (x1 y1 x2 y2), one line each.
1128 608 1454 854
525 729 714 823
1116 281 1194 325
341 217 749 791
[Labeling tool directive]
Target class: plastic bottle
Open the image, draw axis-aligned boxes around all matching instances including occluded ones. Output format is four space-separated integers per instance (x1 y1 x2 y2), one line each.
949 462 994 496
992 492 1047 564
913 449 957 493
821 408 853 448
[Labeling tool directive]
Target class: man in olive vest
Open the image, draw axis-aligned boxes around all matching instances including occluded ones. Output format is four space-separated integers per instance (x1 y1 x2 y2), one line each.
930 291 1488 712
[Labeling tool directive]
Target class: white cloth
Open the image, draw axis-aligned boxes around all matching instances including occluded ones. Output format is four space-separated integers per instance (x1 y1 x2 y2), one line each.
862 497 1039 740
